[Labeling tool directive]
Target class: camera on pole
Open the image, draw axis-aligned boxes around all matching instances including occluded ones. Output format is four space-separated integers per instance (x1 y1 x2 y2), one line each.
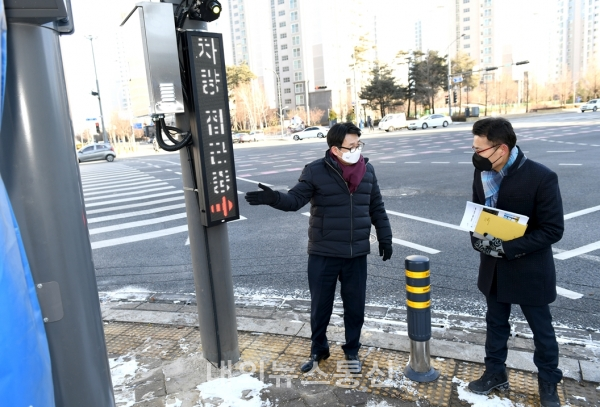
189 0 222 22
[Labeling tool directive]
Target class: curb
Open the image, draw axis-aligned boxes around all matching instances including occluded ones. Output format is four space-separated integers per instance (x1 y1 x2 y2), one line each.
99 292 600 384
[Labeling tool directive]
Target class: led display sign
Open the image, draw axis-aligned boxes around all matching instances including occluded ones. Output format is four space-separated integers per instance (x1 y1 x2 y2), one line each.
186 31 239 227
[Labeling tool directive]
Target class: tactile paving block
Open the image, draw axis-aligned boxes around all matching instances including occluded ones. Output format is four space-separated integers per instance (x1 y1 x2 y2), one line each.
248 334 293 354
284 337 312 357
106 334 146 355
133 338 179 359
562 379 600 406
238 333 258 351
240 348 280 368
103 322 134 336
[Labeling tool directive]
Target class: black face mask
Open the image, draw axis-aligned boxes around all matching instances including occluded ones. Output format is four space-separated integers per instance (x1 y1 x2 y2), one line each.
472 146 501 171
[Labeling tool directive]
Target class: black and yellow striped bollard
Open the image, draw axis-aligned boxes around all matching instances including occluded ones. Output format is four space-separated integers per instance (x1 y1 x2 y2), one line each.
403 255 440 382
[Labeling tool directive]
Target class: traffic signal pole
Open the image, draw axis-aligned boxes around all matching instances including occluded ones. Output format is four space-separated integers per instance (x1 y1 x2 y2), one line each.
0 20 115 407
167 2 240 364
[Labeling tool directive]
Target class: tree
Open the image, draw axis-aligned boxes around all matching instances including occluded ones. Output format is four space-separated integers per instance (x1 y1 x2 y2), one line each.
411 50 447 114
225 63 255 98
451 52 479 112
582 60 600 100
359 64 405 118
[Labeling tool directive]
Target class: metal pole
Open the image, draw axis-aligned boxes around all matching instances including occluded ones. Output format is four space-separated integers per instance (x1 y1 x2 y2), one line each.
175 17 240 365
0 22 115 407
306 79 310 125
448 54 452 117
525 71 529 113
86 36 108 143
267 68 284 136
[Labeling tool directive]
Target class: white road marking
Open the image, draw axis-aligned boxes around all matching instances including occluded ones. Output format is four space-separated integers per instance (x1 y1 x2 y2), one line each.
175 172 182 175
556 287 584 300
405 162 421 164
547 151 576 153
84 182 170 197
85 191 182 208
91 224 189 249
554 240 600 260
431 162 450 164
273 164 291 167
185 216 248 245
81 174 151 186
82 177 154 190
392 238 440 254
458 162 472 164
380 162 396 164
87 203 187 224
89 213 188 235
81 171 142 181
236 177 274 187
85 196 185 214
558 164 582 166
84 186 175 201
386 210 465 231
564 205 600 220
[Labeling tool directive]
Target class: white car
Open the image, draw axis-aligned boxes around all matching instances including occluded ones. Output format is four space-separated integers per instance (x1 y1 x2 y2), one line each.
378 113 407 132
407 114 452 130
292 126 328 140
248 130 266 141
581 99 598 112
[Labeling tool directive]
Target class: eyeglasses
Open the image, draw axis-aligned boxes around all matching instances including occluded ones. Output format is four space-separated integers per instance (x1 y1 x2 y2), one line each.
338 142 365 153
471 144 499 155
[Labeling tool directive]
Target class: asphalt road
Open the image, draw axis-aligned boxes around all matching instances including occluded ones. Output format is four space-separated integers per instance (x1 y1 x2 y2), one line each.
81 111 600 330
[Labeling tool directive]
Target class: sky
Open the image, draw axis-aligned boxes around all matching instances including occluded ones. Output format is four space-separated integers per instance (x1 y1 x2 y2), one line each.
60 0 553 134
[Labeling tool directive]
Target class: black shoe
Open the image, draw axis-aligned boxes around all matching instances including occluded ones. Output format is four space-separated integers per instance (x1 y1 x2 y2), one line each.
300 351 330 373
468 369 509 395
538 380 560 407
344 354 362 374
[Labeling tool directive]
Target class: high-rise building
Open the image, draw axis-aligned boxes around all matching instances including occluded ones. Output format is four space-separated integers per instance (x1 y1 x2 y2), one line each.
552 0 600 82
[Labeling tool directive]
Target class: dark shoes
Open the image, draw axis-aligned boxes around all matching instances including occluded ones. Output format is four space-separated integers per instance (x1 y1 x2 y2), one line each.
300 350 330 373
344 353 362 374
538 380 560 407
468 369 509 395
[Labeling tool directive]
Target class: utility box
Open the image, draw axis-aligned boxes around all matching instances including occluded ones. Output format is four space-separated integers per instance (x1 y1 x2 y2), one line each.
121 2 184 117
470 106 480 117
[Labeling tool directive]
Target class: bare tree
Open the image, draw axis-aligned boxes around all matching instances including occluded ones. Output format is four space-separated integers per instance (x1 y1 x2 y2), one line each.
553 68 572 106
582 61 600 100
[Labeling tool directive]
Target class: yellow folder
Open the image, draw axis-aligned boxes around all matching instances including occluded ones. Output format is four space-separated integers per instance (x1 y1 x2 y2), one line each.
474 212 527 241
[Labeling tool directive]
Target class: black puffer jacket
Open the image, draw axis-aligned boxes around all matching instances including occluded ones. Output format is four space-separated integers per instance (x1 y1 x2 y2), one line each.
271 150 393 258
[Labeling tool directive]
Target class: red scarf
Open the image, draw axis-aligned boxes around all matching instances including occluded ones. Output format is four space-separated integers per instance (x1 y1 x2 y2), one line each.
329 150 367 194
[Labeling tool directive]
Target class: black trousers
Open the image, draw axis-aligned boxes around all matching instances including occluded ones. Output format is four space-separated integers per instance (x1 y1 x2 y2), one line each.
307 254 367 355
485 291 563 383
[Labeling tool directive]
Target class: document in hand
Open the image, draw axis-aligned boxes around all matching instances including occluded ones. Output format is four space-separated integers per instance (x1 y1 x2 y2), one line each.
460 201 528 241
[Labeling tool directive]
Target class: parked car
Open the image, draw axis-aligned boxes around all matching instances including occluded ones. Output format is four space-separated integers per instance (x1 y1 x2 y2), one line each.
248 130 266 141
407 114 452 130
232 133 243 143
77 143 116 162
292 126 328 140
378 113 407 132
581 99 598 112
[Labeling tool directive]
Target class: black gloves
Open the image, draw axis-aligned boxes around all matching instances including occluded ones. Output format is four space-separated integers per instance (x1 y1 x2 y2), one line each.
379 242 393 261
474 233 505 258
245 183 278 206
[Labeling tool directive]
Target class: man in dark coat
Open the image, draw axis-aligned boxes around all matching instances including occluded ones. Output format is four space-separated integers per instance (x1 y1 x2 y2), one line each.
245 122 393 373
468 117 564 407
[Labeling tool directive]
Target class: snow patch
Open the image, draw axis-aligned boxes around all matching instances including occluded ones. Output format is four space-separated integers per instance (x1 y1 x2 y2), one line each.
100 286 152 302
452 377 522 407
166 397 183 407
196 374 272 406
110 355 142 407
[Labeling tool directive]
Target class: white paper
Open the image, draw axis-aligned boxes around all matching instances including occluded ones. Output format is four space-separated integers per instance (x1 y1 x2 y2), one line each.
459 201 529 232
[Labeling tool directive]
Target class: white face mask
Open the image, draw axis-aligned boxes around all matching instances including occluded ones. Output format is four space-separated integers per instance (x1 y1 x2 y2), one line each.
341 149 361 164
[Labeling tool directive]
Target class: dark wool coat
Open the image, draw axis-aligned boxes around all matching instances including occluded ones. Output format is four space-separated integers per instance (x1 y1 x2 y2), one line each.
471 146 564 306
272 150 392 258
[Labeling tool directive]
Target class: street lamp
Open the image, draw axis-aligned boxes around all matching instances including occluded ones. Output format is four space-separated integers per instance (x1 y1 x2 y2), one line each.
85 35 108 144
446 33 465 117
266 68 285 136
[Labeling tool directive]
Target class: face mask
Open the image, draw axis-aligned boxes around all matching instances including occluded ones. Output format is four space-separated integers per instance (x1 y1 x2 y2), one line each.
341 149 361 164
472 146 501 171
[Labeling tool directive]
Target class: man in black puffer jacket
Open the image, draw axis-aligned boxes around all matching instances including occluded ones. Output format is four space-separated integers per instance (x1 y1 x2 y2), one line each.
245 122 393 374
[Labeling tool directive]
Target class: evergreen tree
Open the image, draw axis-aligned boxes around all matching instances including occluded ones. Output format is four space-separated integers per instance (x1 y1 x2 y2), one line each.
359 64 405 118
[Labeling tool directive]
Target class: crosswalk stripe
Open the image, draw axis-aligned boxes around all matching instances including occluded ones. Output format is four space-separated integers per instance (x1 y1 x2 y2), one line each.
85 190 183 208
83 179 158 192
85 196 185 214
84 186 175 201
87 203 187 223
91 224 188 249
392 238 440 254
89 213 188 235
82 175 152 188
81 170 143 179
84 182 170 197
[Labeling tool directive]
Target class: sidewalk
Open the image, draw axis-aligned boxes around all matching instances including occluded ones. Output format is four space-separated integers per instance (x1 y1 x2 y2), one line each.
100 292 600 407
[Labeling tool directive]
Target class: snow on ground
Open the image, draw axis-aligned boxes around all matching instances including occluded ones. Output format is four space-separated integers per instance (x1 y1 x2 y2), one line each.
100 286 153 302
196 374 272 407
110 354 144 407
452 377 523 407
